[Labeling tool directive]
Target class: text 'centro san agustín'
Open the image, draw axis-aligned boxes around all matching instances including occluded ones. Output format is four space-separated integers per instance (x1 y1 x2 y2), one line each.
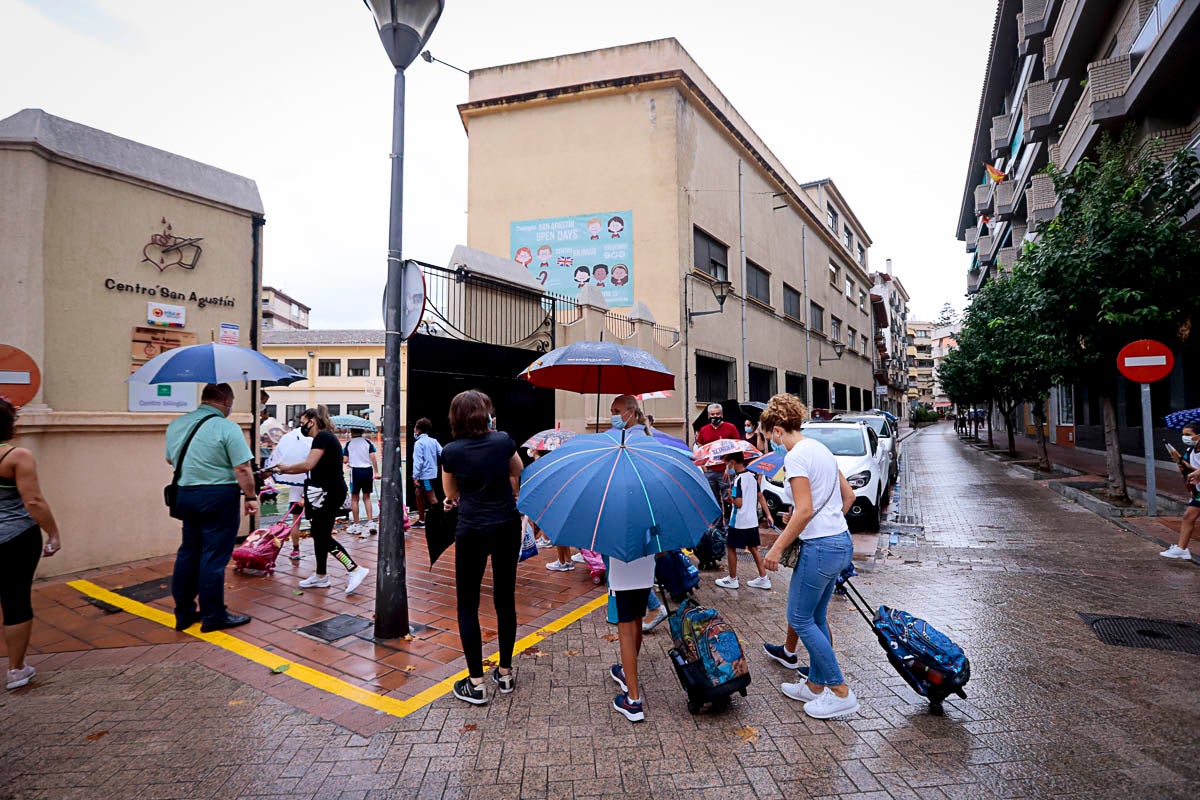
103 278 236 309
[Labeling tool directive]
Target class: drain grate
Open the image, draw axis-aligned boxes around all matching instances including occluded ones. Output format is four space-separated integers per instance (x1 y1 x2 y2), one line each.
1078 613 1200 655
297 614 373 643
113 577 173 603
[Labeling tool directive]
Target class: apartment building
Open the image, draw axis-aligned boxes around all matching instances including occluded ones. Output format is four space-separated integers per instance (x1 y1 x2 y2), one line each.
261 330 389 425
261 285 310 330
907 321 936 408
870 263 912 420
459 39 877 423
931 323 962 411
957 0 1199 295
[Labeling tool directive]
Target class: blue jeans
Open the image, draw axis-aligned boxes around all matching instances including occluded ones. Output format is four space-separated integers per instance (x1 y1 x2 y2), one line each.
786 531 853 687
172 485 241 623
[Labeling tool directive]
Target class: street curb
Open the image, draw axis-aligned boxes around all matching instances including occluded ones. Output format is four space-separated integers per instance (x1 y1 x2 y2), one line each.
1106 516 1200 567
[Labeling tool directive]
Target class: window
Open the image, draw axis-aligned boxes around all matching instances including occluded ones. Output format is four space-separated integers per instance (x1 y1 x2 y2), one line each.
826 203 838 231
832 382 847 410
849 388 862 412
318 359 341 377
845 278 854 300
261 297 270 306
828 261 839 285
348 358 370 377
291 303 301 318
263 405 277 419
693 227 729 281
809 302 824 333
859 289 867 311
1057 385 1075 425
861 334 869 354
831 316 842 343
785 371 806 403
284 358 307 377
696 354 732 403
843 225 853 250
376 358 385 377
347 404 370 417
783 284 802 320
285 404 305 426
325 404 341 416
262 318 274 329
746 260 770 304
857 243 866 267
848 326 857 351
748 365 776 402
812 378 830 409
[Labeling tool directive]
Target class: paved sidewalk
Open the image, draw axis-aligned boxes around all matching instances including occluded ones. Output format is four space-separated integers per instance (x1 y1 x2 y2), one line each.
2 425 1199 798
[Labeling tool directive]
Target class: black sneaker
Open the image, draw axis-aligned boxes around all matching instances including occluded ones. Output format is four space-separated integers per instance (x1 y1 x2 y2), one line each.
491 667 515 695
762 642 798 668
452 676 488 705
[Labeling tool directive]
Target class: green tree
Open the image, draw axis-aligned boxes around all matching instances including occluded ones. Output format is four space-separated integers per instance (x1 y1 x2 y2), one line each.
935 302 957 329
1021 129 1200 498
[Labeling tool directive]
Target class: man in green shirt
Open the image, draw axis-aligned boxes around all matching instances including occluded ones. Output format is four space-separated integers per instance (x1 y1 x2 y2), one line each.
165 383 256 632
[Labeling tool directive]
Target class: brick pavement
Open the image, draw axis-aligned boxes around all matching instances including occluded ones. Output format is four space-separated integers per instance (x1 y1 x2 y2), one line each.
2 424 1199 799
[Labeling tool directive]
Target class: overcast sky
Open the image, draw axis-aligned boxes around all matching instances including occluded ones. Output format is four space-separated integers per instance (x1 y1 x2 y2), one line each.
3 0 994 327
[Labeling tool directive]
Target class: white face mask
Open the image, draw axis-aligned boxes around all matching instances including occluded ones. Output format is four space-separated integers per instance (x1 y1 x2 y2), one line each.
1184 435 1194 448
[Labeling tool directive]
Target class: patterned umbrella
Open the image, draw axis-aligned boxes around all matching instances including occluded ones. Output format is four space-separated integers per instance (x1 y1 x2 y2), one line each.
126 342 303 385
522 428 578 452
331 414 377 432
693 438 761 467
746 449 786 482
635 390 674 400
1165 408 1200 430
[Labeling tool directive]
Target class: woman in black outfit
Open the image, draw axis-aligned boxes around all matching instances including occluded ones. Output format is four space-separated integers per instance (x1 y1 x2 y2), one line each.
273 406 369 595
441 390 524 705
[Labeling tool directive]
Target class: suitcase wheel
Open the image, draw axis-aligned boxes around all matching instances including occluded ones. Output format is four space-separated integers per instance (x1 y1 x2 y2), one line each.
686 699 701 715
739 688 747 697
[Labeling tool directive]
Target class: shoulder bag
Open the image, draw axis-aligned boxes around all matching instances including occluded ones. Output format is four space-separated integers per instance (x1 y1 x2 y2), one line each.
778 471 841 570
165 415 218 519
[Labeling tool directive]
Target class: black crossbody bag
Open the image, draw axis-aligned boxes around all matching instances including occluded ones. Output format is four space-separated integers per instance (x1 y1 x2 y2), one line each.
165 415 217 519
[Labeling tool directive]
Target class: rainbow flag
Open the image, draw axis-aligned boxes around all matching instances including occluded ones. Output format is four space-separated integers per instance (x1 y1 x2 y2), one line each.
984 163 1008 183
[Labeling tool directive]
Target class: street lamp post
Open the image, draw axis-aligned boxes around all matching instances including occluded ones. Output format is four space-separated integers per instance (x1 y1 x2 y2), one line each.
363 0 444 640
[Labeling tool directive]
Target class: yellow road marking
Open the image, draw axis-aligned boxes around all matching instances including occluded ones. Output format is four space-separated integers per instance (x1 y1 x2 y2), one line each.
68 579 607 718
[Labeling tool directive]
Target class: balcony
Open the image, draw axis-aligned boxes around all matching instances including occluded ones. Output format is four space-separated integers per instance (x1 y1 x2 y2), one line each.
1027 172 1059 223
968 265 988 295
994 181 1020 221
1088 54 1133 123
1023 0 1055 39
990 112 1014 159
997 245 1021 270
965 226 979 253
1057 84 1094 171
1017 12 1029 55
1023 79 1060 141
977 231 1002 267
1045 0 1120 81
974 182 995 216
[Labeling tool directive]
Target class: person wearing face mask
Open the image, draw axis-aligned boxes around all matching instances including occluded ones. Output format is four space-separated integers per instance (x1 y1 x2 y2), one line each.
695 403 741 517
273 406 370 595
164 383 257 633
1162 423 1200 560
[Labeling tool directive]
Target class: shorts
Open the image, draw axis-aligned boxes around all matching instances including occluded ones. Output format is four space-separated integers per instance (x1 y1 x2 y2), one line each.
726 525 761 550
1188 499 1200 509
350 468 373 495
416 478 436 492
612 587 651 623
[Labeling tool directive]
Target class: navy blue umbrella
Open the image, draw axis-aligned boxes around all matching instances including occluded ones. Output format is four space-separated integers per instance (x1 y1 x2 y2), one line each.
1165 408 1200 430
517 429 719 561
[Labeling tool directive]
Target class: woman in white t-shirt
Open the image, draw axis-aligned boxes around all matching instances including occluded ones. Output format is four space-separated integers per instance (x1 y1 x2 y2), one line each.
759 393 860 720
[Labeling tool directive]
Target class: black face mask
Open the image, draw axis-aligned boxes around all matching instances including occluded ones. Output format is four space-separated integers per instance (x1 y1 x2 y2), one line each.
301 422 314 437
709 416 723 426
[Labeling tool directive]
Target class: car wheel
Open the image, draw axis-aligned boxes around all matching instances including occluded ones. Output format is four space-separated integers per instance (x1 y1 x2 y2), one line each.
861 502 880 531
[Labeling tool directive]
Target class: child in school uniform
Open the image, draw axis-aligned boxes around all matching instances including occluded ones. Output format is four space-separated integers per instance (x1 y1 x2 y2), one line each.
715 452 771 590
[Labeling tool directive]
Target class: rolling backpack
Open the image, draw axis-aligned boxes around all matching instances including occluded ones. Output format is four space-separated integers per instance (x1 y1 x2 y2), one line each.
654 550 700 602
843 578 970 715
694 520 726 570
661 591 751 714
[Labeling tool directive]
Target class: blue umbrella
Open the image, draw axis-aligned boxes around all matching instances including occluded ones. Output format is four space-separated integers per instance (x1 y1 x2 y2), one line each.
126 343 302 385
1165 408 1200 429
867 408 898 423
651 429 691 453
331 414 377 432
517 430 720 561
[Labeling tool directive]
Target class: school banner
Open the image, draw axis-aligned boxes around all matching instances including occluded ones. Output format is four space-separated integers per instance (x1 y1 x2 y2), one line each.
510 210 633 306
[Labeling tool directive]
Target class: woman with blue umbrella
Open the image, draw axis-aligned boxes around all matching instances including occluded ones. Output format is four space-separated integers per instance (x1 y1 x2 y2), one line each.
519 421 719 722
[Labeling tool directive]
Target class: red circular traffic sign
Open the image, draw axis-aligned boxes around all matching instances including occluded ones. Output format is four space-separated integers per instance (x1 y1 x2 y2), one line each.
0 344 42 407
1117 339 1174 383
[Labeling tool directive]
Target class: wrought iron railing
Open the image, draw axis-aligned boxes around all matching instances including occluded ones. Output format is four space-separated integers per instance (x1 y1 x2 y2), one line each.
604 311 636 341
654 324 681 349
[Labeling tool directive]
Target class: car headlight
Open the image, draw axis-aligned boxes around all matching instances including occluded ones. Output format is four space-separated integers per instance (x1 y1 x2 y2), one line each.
847 470 872 488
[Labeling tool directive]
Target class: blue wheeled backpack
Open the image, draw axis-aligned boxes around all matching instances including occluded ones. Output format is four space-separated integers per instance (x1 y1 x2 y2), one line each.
659 591 751 714
655 550 700 602
844 579 970 715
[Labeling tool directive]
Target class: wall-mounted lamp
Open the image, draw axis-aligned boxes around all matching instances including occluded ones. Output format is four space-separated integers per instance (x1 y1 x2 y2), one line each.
819 341 846 364
686 276 734 324
307 351 315 358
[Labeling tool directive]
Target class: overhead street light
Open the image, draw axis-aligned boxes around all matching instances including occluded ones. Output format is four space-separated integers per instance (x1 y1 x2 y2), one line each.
362 0 445 640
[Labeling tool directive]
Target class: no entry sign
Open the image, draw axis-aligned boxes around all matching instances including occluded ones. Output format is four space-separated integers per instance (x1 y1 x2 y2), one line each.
1117 339 1174 384
0 344 42 407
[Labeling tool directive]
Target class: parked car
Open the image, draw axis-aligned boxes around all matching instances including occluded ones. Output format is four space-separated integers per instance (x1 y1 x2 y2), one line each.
834 413 899 484
759 420 890 530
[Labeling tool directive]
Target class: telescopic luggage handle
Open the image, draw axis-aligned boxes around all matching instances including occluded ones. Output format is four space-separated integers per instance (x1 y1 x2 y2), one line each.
841 577 876 627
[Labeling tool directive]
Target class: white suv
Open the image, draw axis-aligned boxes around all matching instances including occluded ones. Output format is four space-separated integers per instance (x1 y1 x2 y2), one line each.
759 421 890 530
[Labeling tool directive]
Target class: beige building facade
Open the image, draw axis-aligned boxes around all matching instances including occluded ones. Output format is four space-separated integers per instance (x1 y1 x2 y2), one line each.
0 109 263 576
261 286 310 331
459 39 877 427
261 331 390 425
907 320 935 407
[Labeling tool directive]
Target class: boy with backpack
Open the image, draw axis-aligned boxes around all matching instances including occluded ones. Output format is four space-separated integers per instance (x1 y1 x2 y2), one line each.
715 452 771 590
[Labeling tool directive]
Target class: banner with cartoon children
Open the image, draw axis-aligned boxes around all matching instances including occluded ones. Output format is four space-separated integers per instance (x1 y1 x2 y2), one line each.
510 210 633 306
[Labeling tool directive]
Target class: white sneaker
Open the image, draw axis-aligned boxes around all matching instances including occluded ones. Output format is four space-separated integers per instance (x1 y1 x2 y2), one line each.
299 573 331 589
715 576 739 589
747 575 772 590
345 566 370 595
570 553 586 564
545 560 575 572
641 607 667 633
535 536 553 548
780 681 820 702
366 520 378 533
803 687 860 719
346 523 363 535
6 665 35 690
1160 545 1193 559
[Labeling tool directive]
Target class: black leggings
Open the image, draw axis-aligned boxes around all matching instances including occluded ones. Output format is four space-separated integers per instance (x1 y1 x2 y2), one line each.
455 519 521 679
309 506 357 575
1 525 41 626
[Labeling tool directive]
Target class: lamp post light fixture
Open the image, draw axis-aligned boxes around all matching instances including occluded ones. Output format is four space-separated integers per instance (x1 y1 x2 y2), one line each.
363 0 444 641
819 341 847 364
686 276 734 324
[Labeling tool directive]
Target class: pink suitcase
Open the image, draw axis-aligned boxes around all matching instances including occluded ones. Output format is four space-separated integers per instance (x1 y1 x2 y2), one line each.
233 501 303 574
580 549 606 585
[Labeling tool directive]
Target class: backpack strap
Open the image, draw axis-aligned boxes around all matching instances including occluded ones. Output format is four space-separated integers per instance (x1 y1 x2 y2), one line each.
171 414 218 491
